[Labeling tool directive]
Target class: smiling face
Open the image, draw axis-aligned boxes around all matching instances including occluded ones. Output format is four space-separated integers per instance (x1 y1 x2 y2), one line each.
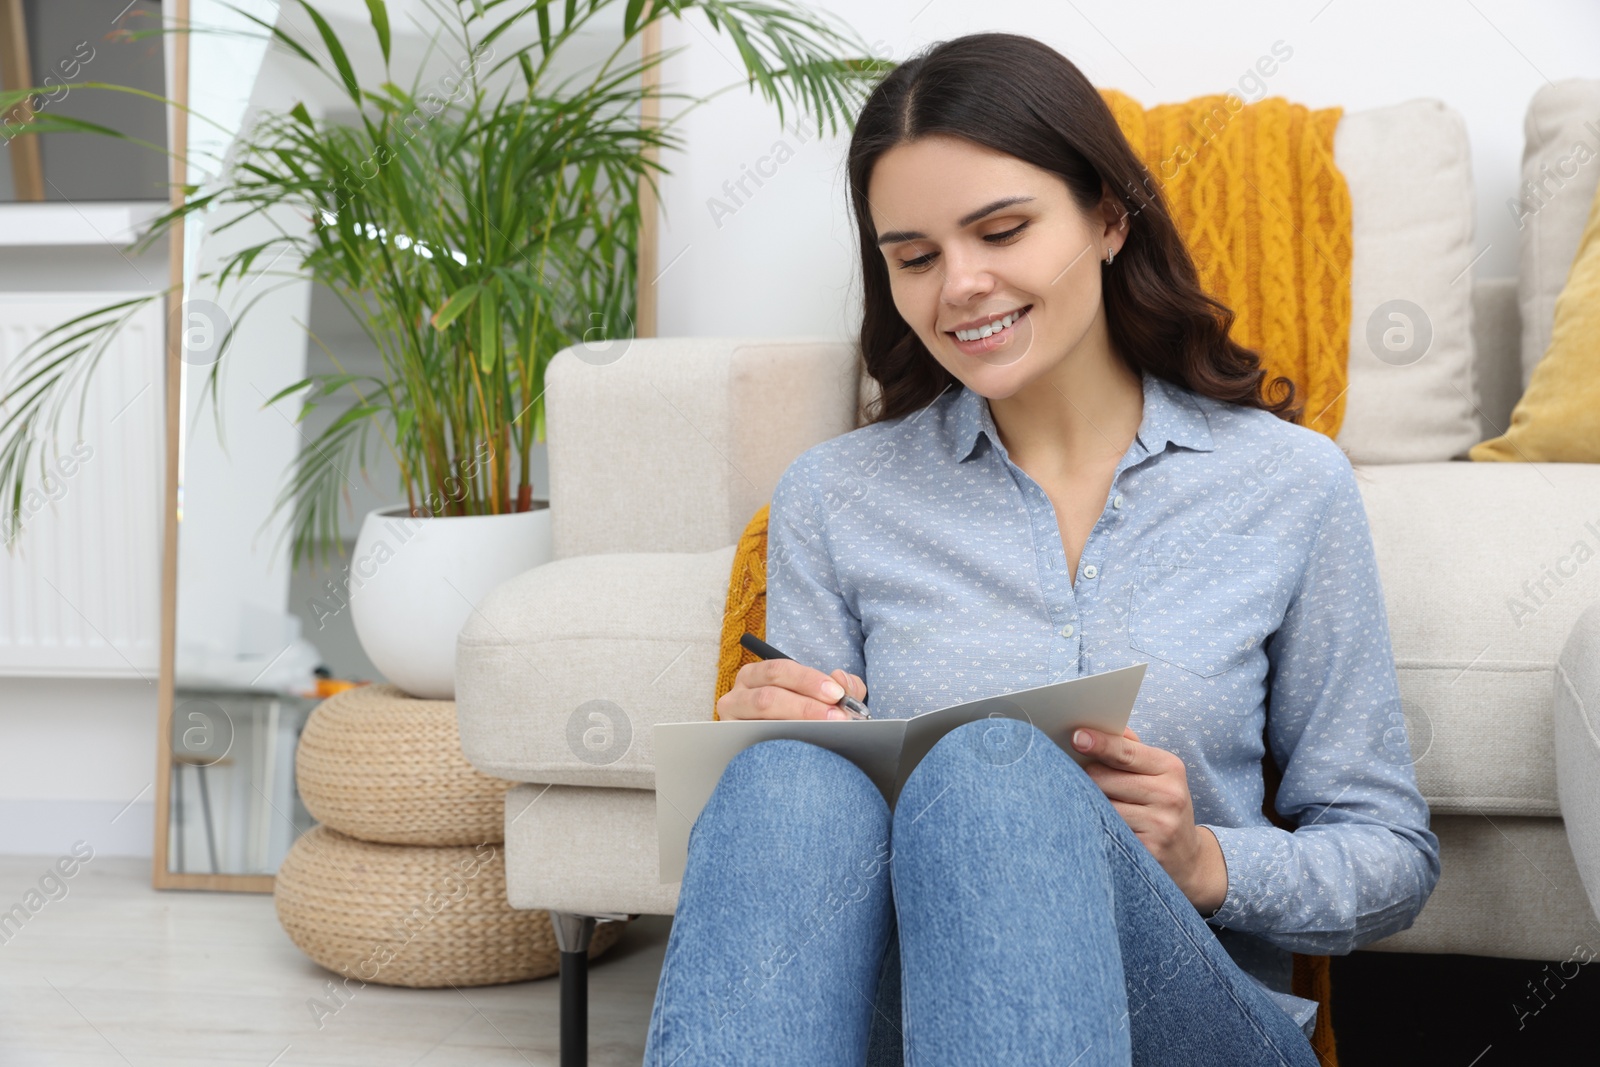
866 134 1126 399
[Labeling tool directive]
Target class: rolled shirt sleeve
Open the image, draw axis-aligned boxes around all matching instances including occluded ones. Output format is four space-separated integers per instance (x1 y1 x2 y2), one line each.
1199 452 1442 956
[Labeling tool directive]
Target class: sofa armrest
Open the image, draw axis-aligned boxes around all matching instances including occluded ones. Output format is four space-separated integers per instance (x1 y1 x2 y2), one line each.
1555 599 1600 925
546 336 860 558
455 545 735 789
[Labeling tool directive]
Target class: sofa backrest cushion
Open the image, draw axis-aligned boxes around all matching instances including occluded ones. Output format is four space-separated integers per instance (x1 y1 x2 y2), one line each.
546 337 861 556
1516 78 1600 389
1333 99 1482 464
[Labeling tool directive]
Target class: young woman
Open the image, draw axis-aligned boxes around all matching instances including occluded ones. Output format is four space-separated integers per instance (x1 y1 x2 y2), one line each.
644 31 1439 1067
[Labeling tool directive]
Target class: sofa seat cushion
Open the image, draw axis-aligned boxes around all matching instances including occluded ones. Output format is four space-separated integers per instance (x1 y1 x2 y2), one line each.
455 546 734 790
498 793 1595 956
501 783 679 916
1356 461 1600 816
1363 814 1595 959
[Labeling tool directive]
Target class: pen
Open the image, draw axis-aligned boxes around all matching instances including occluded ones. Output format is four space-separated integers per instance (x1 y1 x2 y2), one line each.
738 633 872 719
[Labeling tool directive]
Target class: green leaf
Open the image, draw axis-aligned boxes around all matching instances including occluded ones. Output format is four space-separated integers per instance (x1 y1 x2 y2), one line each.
623 0 647 36
298 1 362 103
430 284 482 331
364 0 391 66
228 5 322 70
478 292 499 375
289 101 315 130
324 403 384 435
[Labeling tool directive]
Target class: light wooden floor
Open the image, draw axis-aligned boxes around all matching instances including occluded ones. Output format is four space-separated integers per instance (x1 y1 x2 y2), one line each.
0 856 671 1066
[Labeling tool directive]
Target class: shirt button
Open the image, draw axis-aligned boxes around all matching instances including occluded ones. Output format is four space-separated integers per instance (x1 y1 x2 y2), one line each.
1082 564 1099 579
1112 494 1124 509
1060 624 1075 638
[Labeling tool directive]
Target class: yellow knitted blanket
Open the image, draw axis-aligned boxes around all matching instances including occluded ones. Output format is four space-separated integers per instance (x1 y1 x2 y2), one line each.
714 503 770 719
1099 89 1353 437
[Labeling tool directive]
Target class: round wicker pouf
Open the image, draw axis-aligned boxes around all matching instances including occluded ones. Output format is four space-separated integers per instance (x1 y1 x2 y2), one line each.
295 683 510 845
275 825 628 988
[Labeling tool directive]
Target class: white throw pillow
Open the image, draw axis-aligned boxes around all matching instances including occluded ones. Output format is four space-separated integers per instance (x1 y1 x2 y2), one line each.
1516 78 1600 390
1334 99 1481 464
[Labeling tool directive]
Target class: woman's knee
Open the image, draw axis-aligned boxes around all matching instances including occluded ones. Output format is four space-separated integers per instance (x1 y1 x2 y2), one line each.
694 740 893 879
895 717 1102 824
712 739 890 825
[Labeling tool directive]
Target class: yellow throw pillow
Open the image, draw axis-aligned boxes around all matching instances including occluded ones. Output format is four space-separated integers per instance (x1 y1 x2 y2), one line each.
1471 178 1600 462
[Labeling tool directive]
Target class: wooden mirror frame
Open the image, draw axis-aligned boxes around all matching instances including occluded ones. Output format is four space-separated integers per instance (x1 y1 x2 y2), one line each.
152 6 662 890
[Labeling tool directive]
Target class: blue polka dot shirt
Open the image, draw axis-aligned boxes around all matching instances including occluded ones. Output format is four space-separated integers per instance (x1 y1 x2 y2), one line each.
764 368 1442 971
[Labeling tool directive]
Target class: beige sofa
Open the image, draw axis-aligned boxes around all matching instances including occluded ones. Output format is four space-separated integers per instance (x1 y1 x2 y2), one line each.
455 82 1600 1054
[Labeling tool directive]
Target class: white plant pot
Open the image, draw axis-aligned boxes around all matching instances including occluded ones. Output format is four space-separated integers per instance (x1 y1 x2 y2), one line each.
348 502 551 699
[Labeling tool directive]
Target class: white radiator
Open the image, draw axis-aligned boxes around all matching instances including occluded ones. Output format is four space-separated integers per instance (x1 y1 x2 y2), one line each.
0 293 165 677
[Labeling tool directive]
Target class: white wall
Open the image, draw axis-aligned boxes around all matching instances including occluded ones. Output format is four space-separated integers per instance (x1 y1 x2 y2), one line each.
0 680 158 857
649 0 1600 341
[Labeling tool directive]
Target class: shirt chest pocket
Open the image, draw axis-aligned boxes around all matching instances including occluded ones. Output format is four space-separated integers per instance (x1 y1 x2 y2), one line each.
1126 533 1287 679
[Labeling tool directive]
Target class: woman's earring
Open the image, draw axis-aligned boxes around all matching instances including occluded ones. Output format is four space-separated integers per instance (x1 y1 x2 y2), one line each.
1105 246 1116 266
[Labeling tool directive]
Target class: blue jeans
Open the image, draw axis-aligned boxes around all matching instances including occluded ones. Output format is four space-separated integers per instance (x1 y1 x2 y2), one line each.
644 718 1320 1066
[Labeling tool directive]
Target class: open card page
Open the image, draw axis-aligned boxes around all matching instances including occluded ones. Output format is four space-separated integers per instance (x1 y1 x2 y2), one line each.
892 661 1147 808
654 661 1147 883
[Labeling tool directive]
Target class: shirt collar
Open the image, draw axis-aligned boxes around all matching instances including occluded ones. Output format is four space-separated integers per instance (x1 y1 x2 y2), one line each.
946 368 1215 463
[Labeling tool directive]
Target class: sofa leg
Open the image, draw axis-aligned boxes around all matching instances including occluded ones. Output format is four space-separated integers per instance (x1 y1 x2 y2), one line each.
549 910 633 1067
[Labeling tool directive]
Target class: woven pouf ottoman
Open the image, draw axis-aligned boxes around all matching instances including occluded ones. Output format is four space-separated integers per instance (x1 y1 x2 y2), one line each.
275 826 626 987
277 683 630 987
295 683 509 845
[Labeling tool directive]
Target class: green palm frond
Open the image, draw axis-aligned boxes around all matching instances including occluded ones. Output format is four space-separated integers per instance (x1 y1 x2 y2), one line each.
0 0 895 570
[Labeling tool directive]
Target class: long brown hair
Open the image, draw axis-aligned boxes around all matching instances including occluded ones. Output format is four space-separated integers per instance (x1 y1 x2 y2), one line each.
847 32 1301 427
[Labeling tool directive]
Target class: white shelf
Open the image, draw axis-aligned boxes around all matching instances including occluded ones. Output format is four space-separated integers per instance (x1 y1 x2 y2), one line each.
0 201 166 247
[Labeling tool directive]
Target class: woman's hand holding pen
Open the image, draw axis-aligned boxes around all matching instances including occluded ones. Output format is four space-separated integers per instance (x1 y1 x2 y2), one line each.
1071 726 1229 916
716 659 869 721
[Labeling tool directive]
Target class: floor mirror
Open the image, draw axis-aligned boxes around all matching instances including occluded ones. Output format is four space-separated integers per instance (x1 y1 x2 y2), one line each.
153 0 655 890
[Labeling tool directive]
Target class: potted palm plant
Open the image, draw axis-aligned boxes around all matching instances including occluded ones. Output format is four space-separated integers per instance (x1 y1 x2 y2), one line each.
0 0 886 698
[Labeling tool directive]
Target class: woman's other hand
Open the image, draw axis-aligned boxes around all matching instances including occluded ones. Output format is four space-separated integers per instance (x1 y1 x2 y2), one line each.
717 659 868 721
1072 725 1228 915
